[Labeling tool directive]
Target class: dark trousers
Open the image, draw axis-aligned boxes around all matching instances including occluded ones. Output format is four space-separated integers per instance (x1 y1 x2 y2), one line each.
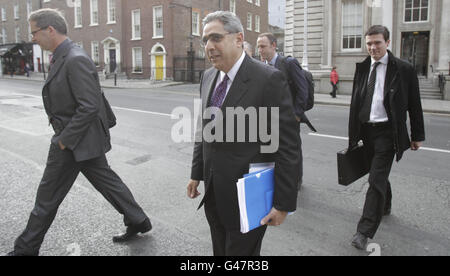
204 188 267 256
14 143 148 256
357 123 395 239
298 129 303 186
330 82 337 98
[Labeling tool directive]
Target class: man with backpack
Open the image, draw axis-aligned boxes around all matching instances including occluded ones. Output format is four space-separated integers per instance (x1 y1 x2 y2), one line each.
257 33 316 190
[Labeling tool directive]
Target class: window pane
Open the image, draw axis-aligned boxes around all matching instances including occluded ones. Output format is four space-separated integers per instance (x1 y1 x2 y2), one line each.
413 0 420 8
405 9 412 21
405 0 412 9
422 0 428 7
343 37 349 49
413 8 420 21
356 36 362 49
421 8 428 21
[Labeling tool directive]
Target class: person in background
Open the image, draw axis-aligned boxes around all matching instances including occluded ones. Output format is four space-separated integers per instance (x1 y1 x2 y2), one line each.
330 66 339 98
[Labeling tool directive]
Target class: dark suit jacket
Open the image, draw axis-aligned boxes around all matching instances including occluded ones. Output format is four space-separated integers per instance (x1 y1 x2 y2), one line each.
274 55 308 117
191 54 300 231
348 50 425 162
43 39 111 162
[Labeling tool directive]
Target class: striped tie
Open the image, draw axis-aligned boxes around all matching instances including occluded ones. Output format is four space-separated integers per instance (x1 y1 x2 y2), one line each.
359 62 381 123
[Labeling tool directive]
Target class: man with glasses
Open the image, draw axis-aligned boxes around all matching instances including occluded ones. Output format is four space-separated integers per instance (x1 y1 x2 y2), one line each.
7 9 151 256
187 11 300 256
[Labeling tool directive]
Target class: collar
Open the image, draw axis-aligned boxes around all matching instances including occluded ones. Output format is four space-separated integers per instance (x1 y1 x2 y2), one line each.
268 53 278 66
219 50 246 83
51 38 71 61
371 52 389 67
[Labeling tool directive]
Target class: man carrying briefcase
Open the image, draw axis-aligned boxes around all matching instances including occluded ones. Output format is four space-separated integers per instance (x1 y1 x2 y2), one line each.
347 25 425 250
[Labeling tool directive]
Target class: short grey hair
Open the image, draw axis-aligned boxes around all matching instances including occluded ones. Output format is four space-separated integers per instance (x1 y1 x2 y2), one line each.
203 11 244 37
28 8 68 35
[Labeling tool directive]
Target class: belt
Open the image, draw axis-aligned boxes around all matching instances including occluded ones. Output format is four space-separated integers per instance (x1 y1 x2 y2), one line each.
364 121 390 127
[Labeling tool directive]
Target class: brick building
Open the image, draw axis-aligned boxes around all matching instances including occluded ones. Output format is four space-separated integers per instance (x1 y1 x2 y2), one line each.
0 0 269 81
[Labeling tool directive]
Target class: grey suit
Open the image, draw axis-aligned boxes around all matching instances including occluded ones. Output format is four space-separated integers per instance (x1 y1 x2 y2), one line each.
13 39 148 256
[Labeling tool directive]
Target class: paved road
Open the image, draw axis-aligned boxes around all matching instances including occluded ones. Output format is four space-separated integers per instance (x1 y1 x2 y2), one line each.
0 78 449 256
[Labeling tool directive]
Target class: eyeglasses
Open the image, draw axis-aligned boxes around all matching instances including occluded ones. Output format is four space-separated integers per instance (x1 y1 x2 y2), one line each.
200 32 235 47
31 26 48 37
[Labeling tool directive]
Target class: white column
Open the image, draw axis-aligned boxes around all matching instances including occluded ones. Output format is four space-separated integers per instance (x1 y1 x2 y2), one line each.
381 0 393 51
438 0 450 73
302 0 309 71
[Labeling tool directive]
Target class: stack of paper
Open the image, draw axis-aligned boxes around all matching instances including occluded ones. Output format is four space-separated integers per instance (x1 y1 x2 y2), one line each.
237 163 275 234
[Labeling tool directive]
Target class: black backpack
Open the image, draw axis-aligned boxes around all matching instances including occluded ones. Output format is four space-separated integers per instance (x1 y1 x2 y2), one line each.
278 56 314 111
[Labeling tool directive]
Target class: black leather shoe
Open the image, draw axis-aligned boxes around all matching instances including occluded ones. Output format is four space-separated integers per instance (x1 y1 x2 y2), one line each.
113 218 152 243
351 232 368 250
5 251 28 256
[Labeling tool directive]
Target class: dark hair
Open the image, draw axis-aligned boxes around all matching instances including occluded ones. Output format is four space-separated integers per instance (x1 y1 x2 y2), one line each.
258 33 277 46
365 25 390 41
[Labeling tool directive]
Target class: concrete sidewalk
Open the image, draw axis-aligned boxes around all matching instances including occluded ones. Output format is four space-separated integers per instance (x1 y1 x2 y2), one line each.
2 73 450 115
0 73 183 89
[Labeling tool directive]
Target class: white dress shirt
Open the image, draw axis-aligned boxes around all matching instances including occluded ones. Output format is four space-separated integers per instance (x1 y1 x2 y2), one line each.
369 52 389 123
215 50 246 105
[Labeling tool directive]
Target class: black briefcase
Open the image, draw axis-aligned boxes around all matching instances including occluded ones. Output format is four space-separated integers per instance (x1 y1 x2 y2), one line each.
337 144 370 186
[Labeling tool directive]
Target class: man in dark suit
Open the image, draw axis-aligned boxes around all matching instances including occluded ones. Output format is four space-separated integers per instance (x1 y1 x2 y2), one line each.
187 11 300 256
348 25 425 250
7 9 151 256
257 33 309 190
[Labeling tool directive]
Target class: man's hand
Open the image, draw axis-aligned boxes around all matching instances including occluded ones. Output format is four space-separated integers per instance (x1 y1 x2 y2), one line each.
260 208 288 226
187 179 201 199
411 141 422 151
58 140 66 150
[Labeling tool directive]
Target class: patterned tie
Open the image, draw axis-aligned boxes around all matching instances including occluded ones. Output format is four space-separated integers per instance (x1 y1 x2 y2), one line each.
209 74 229 108
359 62 381 123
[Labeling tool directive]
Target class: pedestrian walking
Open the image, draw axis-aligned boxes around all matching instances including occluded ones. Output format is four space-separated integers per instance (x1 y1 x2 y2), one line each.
330 66 339 98
187 11 300 256
257 32 311 190
348 25 425 250
7 9 151 256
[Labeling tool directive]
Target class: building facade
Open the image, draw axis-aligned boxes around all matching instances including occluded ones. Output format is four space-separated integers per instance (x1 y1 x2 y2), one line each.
285 0 450 99
0 0 269 81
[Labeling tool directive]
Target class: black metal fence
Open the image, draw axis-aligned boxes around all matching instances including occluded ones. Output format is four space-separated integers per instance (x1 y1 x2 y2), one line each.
173 56 208 83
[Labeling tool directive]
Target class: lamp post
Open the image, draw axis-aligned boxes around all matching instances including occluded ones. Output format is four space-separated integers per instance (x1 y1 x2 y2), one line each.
302 0 309 71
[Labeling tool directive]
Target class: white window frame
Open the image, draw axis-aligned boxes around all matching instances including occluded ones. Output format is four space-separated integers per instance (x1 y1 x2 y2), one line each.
132 9 141 40
247 13 252 31
255 15 260 33
230 0 236 14
132 47 143 73
15 26 20 43
1 8 6 22
14 4 19 19
91 41 100 66
404 0 429 23
2 28 7 44
74 0 82 28
255 0 261 6
192 11 200 36
107 0 116 24
90 0 99 26
341 0 364 52
247 0 253 3
153 6 163 39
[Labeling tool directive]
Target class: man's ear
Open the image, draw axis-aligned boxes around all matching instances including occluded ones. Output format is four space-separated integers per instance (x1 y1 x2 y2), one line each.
236 32 244 48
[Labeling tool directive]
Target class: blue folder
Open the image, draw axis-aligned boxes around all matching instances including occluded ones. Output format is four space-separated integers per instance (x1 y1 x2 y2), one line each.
236 167 274 234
